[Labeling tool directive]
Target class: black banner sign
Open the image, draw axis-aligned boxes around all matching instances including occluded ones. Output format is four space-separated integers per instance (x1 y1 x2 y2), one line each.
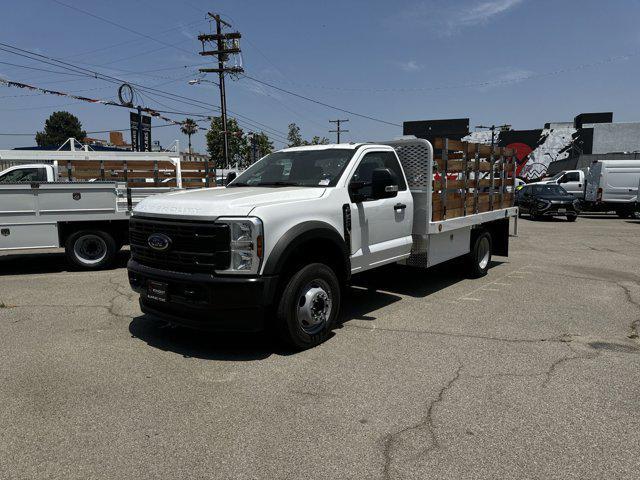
130 112 152 151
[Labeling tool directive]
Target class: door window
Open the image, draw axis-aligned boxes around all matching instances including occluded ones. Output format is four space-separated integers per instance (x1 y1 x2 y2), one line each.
564 172 580 182
350 151 406 199
0 168 46 183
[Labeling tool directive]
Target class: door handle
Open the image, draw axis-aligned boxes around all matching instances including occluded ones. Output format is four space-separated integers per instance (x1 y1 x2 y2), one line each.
394 203 407 211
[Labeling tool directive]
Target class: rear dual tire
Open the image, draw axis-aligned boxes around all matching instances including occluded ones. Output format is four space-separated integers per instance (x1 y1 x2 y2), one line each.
467 231 492 278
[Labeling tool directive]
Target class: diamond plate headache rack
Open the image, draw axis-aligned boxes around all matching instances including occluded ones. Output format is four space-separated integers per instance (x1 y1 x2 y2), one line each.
380 137 434 191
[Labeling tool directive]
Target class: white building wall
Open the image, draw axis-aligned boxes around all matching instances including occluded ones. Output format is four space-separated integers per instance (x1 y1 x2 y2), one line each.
588 122 640 154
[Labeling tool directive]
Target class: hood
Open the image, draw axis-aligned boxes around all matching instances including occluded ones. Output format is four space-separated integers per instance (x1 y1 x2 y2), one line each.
133 186 326 219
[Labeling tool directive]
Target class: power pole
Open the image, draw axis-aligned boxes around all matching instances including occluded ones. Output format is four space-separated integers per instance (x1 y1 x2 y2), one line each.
329 119 349 143
198 14 244 169
475 124 511 150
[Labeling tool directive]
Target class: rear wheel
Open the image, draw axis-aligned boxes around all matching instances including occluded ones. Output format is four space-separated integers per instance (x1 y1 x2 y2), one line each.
65 230 117 270
276 263 341 350
466 231 492 278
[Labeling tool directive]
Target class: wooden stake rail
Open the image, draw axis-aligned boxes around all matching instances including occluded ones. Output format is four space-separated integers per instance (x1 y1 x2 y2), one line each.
59 159 217 188
431 138 516 222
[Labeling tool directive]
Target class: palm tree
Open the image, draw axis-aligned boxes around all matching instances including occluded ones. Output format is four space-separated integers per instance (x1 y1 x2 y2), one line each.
180 118 198 155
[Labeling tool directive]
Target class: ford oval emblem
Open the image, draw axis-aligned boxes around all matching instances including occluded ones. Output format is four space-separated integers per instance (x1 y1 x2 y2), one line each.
147 233 171 252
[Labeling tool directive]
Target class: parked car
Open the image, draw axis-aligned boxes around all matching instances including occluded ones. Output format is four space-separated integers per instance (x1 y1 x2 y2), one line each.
516 184 580 221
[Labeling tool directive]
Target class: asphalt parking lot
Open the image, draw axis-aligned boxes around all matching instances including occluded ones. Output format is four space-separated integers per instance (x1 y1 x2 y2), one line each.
1 215 639 480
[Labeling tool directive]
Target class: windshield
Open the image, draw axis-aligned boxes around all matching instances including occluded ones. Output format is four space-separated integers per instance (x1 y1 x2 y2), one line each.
228 149 354 188
532 184 568 195
548 172 565 181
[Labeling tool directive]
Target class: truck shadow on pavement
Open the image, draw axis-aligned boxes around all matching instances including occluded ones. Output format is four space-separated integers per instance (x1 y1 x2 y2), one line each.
0 250 130 276
128 316 279 361
341 261 501 322
129 260 503 360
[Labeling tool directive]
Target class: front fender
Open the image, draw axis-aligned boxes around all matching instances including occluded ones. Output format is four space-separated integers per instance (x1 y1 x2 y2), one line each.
262 221 350 279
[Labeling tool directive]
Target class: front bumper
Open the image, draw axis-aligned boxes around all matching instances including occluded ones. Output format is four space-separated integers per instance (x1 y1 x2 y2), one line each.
537 203 580 216
127 259 278 332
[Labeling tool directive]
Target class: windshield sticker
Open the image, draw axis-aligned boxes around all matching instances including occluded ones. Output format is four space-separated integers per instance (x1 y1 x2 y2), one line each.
318 179 330 186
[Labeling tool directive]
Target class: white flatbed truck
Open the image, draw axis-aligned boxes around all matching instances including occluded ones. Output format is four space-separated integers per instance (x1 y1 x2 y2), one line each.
127 137 518 349
0 181 170 269
0 148 215 269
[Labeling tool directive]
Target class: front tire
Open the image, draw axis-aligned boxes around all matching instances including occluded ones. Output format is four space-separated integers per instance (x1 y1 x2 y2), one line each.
467 231 492 278
65 230 117 270
567 215 578 222
616 208 632 219
276 263 341 350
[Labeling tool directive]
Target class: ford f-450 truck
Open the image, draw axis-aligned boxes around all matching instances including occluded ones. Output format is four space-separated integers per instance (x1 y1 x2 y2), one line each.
127 137 518 349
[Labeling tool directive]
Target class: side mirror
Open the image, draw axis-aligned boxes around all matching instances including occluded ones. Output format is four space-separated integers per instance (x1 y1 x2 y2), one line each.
371 168 398 200
225 172 237 185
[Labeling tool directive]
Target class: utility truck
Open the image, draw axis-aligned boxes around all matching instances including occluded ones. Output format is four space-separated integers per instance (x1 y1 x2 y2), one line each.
535 170 586 198
0 148 219 268
127 137 518 349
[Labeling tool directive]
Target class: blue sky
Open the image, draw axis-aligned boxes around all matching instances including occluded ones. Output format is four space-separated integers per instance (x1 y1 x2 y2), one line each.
1 0 639 151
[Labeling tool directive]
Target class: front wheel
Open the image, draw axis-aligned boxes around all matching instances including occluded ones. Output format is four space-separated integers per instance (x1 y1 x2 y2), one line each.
65 230 117 270
616 208 632 219
567 215 578 222
276 263 341 350
466 231 492 278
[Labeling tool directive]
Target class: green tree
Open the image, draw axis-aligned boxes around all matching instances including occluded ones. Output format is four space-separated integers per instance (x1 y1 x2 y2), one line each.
180 118 198 154
287 122 303 147
35 111 86 148
206 116 247 168
253 132 274 158
306 135 330 145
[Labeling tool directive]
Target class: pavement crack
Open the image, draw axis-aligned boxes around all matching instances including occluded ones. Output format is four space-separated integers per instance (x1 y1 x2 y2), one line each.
541 341 599 388
381 362 463 479
616 282 640 340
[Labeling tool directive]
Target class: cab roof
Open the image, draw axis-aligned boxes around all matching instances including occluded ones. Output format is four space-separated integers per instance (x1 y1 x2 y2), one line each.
279 143 383 153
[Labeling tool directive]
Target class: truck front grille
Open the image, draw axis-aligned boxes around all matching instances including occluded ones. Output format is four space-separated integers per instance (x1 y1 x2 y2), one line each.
129 216 230 273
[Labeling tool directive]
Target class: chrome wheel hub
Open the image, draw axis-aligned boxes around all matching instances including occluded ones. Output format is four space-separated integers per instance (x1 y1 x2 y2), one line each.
297 282 332 335
477 237 490 270
74 235 107 265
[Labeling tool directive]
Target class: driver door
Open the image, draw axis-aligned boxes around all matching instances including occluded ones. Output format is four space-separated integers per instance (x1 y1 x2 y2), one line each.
348 150 413 273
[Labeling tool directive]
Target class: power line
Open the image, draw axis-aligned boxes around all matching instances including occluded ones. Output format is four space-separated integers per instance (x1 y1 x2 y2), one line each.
0 123 178 136
1 42 289 141
61 18 205 60
50 0 198 57
244 50 640 95
240 74 401 127
0 60 89 78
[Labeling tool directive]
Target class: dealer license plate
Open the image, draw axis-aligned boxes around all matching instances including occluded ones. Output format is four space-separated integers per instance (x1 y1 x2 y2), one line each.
558 208 566 213
147 280 168 302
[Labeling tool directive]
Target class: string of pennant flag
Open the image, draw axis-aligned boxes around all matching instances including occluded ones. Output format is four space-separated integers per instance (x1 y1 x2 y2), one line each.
0 77 209 131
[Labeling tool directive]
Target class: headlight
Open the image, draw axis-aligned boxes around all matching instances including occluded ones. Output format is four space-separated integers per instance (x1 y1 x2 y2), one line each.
216 217 263 275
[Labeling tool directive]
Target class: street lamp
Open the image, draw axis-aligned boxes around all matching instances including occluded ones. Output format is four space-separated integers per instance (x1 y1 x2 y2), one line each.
188 78 219 86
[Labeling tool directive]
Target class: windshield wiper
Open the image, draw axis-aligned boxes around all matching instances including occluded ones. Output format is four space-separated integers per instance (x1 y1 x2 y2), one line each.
256 181 301 187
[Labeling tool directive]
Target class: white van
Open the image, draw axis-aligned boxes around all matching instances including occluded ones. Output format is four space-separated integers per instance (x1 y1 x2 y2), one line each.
584 160 640 217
